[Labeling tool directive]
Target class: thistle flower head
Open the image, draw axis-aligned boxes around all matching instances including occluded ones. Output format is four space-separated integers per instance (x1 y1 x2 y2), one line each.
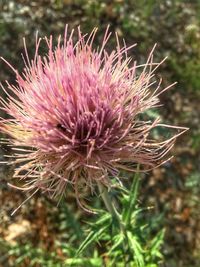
0 26 186 212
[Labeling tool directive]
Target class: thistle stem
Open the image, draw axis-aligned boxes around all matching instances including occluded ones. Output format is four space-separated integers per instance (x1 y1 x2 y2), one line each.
97 182 129 266
97 182 123 227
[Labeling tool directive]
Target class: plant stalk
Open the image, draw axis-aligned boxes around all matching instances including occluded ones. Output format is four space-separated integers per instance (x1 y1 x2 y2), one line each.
97 182 125 231
97 181 129 266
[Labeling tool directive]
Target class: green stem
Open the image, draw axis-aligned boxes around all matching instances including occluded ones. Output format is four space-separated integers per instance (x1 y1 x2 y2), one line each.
97 182 120 221
97 182 128 234
97 182 119 219
97 182 129 266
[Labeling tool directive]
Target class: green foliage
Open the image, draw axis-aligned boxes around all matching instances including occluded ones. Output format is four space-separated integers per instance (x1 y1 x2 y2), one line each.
0 175 165 267
0 238 102 267
185 172 200 208
76 173 165 267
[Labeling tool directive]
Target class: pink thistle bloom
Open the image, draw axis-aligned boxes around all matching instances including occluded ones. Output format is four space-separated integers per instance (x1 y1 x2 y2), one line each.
0 26 186 213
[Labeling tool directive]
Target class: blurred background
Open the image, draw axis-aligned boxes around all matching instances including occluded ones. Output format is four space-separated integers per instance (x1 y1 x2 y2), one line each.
0 1 199 266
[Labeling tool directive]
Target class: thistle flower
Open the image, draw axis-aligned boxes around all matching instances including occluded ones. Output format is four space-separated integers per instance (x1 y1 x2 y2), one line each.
0 26 186 212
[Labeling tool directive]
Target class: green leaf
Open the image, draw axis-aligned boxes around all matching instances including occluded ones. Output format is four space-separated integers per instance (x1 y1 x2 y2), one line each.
127 231 145 267
64 257 102 267
123 167 140 226
95 212 112 226
148 229 165 259
108 233 124 254
77 224 109 255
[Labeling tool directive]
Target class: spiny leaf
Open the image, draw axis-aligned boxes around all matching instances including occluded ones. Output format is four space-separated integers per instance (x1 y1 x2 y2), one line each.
108 233 124 254
64 257 102 266
77 224 109 255
123 167 140 225
84 212 111 227
149 229 165 258
95 212 112 226
127 231 145 267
